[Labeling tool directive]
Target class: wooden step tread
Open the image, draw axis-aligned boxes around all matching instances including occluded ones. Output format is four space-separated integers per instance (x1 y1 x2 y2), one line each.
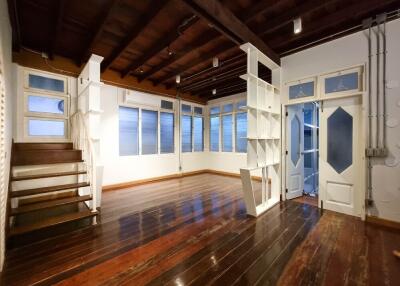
14 143 73 151
10 195 92 216
12 170 87 181
11 182 90 198
9 210 98 237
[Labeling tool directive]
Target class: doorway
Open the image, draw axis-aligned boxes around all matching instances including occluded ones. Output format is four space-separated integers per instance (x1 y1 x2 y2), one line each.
286 102 319 204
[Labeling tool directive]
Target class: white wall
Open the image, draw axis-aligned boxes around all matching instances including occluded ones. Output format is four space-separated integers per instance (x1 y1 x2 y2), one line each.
0 0 14 271
100 84 209 186
281 19 400 222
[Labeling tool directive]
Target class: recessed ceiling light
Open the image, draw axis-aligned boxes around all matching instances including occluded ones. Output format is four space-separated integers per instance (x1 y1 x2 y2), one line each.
293 18 302 34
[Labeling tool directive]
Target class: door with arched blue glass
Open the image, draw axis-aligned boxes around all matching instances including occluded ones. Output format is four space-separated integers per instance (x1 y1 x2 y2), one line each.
319 97 362 216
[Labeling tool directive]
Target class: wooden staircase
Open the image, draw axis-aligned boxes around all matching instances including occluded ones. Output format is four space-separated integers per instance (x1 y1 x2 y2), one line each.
7 142 98 243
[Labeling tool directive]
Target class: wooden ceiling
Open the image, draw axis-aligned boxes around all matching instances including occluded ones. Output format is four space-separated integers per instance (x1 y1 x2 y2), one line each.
8 0 400 101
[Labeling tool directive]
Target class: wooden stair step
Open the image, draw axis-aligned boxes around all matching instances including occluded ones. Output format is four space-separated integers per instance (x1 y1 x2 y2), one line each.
8 210 98 237
11 182 90 198
10 195 92 216
12 170 87 181
12 149 82 166
14 143 73 151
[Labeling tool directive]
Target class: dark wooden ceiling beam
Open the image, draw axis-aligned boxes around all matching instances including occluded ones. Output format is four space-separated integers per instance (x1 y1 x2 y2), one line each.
205 85 247 100
48 0 66 60
101 0 167 73
181 0 280 65
79 0 121 65
154 41 236 85
7 0 21 51
121 15 198 78
238 0 279 23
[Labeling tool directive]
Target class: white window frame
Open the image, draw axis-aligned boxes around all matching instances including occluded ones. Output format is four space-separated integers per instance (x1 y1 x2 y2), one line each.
285 76 317 105
180 102 204 153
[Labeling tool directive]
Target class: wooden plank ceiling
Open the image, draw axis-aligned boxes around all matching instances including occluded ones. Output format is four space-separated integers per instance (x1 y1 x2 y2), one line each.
8 0 400 101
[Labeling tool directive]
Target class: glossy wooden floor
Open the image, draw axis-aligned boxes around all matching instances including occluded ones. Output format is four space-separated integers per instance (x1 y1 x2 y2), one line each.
2 174 400 286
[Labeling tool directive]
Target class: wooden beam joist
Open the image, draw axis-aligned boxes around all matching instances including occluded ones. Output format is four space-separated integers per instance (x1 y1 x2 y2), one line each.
79 0 121 65
121 15 199 78
181 0 280 65
7 0 21 51
101 0 167 73
238 0 279 23
48 0 66 60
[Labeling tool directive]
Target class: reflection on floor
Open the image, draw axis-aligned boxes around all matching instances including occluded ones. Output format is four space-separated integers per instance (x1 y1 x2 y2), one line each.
2 174 399 286
292 195 319 207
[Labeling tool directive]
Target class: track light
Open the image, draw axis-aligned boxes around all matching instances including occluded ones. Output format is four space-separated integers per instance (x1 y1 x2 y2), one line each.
212 57 219 68
176 75 181 84
212 89 216 95
293 18 302 34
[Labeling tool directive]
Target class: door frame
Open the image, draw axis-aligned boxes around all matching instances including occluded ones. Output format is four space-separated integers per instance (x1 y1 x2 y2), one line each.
282 94 366 219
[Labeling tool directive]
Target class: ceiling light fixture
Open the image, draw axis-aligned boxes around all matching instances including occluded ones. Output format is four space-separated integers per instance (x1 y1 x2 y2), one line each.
293 18 302 34
212 57 219 68
212 89 216 95
139 68 144 73
176 75 181 84
167 45 173 56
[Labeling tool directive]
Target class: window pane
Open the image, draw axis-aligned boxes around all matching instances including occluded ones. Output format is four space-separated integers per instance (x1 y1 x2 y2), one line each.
29 74 65 93
141 110 158 154
160 112 174 154
325 72 358 94
291 115 301 165
289 82 314 100
28 95 65 114
181 104 191 113
303 102 314 125
222 114 233 152
194 106 203 115
236 112 247 152
181 115 192 152
304 125 312 150
193 117 203 151
210 116 219 151
28 119 64 136
223 104 233 113
161 100 173 110
119 107 138 156
210 106 220 114
236 100 246 110
327 107 353 173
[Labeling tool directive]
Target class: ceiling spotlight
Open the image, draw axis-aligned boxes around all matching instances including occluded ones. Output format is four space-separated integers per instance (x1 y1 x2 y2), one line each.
167 45 173 56
212 89 216 95
212 57 219 68
176 75 181 84
293 18 302 34
139 68 144 73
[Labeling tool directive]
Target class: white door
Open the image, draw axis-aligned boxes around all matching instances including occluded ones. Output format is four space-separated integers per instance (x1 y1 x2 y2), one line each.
286 104 304 199
319 97 362 216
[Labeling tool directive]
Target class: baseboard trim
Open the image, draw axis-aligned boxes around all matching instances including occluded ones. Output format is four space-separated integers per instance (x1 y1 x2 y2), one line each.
102 169 264 191
366 215 400 230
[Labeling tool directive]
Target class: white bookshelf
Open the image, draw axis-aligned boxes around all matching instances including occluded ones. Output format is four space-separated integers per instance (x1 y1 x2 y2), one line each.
239 43 281 217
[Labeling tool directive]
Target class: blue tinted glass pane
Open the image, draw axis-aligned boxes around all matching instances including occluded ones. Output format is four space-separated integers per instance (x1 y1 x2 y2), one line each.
28 95 64 114
141 110 158 154
291 115 300 165
210 106 220 114
181 115 192 152
327 107 353 173
119 107 138 156
236 100 246 110
304 125 312 150
160 112 174 154
289 82 314 100
325 72 358 94
210 116 219 151
235 112 247 153
29 74 64 93
181 104 191 113
223 104 233 113
28 119 64 136
303 102 314 125
194 107 203 115
193 117 203 151
222 114 233 152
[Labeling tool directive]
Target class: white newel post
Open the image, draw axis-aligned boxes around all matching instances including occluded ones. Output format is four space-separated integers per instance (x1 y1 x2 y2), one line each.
77 54 104 211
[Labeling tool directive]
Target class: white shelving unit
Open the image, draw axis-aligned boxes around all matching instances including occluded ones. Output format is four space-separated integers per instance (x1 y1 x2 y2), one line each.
239 43 281 217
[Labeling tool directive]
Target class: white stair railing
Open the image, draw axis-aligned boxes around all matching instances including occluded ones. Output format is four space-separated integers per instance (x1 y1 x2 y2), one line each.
71 111 97 220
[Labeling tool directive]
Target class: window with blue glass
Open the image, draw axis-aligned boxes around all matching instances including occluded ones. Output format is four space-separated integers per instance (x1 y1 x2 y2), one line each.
141 110 158 155
28 119 65 136
210 116 220 151
235 112 247 153
160 112 174 154
181 104 192 113
222 114 233 152
181 115 192 152
193 117 204 151
28 74 65 93
289 81 314 100
28 95 65 115
119 107 139 156
325 72 358 94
